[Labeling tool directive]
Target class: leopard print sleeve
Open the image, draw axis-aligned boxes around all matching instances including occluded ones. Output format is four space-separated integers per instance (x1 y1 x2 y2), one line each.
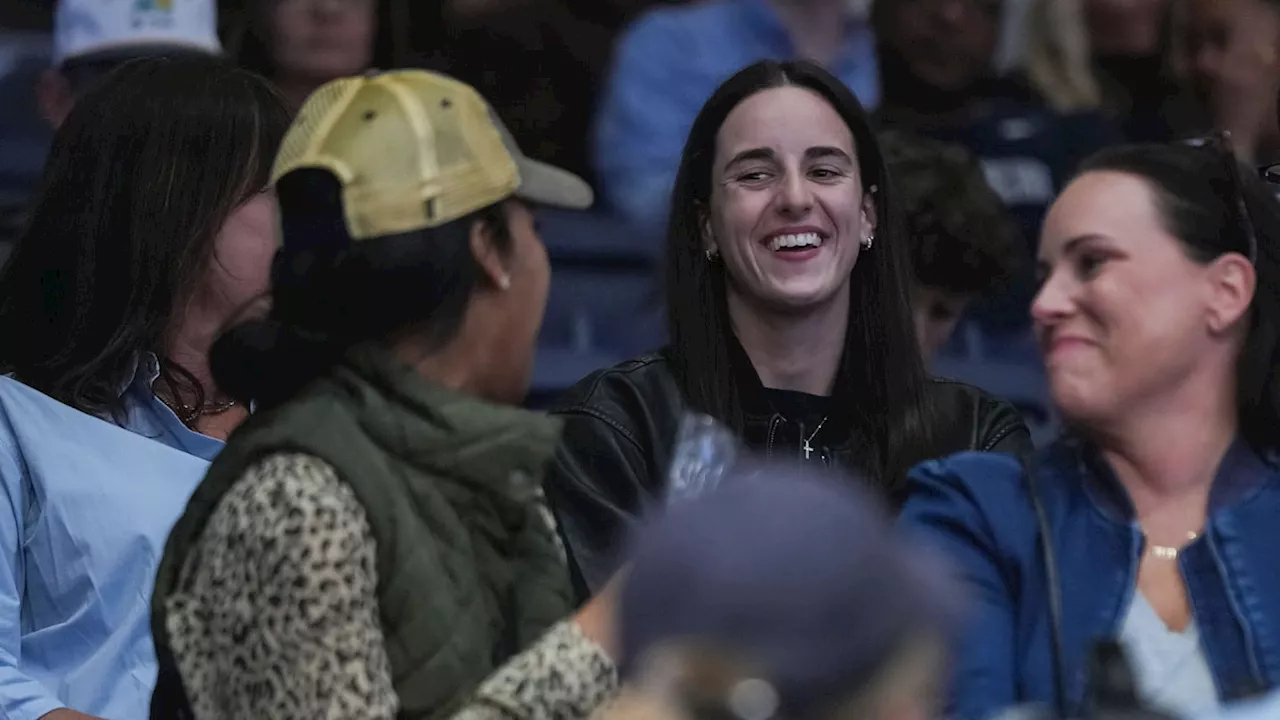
164 452 399 720
457 619 620 720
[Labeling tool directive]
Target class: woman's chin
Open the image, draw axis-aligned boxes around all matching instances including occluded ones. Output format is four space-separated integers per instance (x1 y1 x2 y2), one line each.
1049 377 1112 427
748 278 848 313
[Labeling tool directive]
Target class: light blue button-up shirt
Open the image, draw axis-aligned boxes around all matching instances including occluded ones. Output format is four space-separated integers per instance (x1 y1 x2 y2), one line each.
0 355 221 720
593 0 879 244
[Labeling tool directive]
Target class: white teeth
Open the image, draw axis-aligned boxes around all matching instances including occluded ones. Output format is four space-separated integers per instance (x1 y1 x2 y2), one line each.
768 232 822 251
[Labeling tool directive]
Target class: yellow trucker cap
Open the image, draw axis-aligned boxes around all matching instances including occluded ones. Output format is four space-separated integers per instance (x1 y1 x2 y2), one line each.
271 70 593 240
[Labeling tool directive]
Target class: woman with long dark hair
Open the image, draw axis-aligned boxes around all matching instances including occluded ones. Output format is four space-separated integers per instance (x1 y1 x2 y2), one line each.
0 55 288 719
546 59 1032 597
900 140 1280 718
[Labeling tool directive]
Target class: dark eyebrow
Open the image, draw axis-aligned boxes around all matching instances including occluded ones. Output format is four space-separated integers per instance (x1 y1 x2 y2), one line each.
805 146 853 163
724 147 776 169
1035 234 1110 276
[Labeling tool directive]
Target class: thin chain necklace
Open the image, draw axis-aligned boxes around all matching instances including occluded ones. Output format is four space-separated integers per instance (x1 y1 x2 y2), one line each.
802 416 829 461
1148 531 1199 560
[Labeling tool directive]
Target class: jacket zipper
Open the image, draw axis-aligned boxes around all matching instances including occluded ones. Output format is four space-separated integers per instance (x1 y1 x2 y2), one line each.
765 415 781 459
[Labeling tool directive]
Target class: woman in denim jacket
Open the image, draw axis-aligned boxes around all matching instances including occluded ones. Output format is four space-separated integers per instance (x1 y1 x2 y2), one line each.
899 140 1280 720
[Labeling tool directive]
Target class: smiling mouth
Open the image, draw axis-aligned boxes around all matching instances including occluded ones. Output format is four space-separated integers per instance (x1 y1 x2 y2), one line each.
767 232 824 252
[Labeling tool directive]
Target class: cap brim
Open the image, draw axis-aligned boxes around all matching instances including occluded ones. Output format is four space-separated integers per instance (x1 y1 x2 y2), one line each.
515 156 594 211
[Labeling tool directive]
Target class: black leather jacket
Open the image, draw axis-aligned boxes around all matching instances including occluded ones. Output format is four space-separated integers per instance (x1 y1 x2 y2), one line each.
545 351 1033 598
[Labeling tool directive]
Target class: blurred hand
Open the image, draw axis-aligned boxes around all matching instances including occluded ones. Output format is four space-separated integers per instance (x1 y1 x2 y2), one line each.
574 567 627 659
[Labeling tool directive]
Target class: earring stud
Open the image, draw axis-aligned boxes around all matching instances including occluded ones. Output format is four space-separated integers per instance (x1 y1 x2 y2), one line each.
860 233 874 250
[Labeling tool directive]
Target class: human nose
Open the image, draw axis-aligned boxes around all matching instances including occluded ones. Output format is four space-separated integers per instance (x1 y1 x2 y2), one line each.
1030 267 1074 328
775 168 814 216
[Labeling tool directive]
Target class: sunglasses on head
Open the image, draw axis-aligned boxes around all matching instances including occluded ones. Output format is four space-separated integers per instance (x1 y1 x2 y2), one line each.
1179 131 1261 265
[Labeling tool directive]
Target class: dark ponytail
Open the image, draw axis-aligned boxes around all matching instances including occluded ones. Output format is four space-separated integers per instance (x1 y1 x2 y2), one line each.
212 168 512 409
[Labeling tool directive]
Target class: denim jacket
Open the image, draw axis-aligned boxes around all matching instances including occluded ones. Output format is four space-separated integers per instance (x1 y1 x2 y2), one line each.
899 438 1280 720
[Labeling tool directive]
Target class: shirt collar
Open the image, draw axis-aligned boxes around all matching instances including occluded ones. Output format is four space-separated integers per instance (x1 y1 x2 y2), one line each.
117 351 162 399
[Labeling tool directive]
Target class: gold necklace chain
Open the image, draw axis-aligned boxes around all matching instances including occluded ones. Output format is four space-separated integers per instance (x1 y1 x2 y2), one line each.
1148 531 1200 560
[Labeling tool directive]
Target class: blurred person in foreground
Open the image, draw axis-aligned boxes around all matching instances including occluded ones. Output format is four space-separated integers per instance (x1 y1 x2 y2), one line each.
547 59 1031 599
229 0 408 111
605 460 959 720
899 140 1280 718
879 130 1021 361
151 69 621 720
0 55 288 720
593 0 879 243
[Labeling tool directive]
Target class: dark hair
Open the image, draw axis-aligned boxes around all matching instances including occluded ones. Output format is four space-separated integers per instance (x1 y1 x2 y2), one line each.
211 168 512 409
665 59 936 488
0 55 289 417
879 130 1021 295
229 0 408 80
1077 143 1280 454
58 48 214 98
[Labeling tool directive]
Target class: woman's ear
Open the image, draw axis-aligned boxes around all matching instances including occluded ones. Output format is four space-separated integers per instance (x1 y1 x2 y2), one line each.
470 214 511 291
699 206 717 257
861 186 878 237
1205 252 1256 335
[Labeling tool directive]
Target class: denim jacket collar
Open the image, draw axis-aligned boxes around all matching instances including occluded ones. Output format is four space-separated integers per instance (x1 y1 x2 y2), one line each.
1074 436 1277 525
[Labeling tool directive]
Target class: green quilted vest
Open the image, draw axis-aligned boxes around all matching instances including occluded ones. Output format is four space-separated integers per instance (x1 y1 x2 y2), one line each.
150 344 573 719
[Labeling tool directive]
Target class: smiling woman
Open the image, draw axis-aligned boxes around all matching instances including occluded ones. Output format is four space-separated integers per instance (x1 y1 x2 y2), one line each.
899 142 1280 719
544 59 1034 599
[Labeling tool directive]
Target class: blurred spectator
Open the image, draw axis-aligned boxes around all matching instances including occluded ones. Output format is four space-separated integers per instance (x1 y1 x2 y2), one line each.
880 130 1021 360
1023 0 1100 113
37 0 220 128
0 56 288 720
430 0 687 186
1170 0 1280 163
0 31 49 268
593 0 879 243
872 0 1120 336
1024 0 1179 143
1085 0 1179 141
612 461 959 720
0 0 221 266
227 0 408 110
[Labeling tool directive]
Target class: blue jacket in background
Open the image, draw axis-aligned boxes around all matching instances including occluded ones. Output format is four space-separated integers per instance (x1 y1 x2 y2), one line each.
898 438 1280 719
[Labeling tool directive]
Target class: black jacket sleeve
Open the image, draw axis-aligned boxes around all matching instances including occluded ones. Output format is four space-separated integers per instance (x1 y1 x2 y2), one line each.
543 356 681 602
545 407 656 600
